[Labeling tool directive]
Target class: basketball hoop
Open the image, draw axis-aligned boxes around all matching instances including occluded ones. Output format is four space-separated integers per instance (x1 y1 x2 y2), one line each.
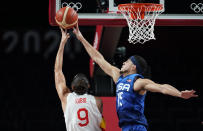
118 3 163 44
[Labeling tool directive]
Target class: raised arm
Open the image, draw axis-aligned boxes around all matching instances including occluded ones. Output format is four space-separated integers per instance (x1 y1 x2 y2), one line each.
73 25 120 83
54 28 70 106
134 78 198 99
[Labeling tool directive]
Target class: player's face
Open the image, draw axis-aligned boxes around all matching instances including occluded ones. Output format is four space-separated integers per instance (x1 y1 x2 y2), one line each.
120 59 133 73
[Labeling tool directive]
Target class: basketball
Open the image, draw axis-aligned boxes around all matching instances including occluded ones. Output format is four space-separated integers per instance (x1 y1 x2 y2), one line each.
55 6 78 29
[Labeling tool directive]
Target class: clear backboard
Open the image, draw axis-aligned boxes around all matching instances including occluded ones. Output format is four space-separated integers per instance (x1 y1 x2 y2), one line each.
49 0 203 26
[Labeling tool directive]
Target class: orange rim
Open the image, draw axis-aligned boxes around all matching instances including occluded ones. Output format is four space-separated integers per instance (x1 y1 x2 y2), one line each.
118 3 163 20
118 3 163 12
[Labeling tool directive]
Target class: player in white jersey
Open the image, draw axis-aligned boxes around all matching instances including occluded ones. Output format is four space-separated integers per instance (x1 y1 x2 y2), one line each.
54 28 106 131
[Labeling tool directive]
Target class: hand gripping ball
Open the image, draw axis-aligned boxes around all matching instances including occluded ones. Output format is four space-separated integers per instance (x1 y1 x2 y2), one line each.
55 6 78 29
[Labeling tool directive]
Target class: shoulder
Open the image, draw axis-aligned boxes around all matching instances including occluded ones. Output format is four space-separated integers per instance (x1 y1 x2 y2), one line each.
135 78 153 84
61 92 71 113
112 67 122 83
133 78 152 91
62 92 71 104
115 75 123 84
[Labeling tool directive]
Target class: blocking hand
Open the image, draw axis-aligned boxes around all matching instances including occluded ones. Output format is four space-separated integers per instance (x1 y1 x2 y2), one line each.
180 90 198 99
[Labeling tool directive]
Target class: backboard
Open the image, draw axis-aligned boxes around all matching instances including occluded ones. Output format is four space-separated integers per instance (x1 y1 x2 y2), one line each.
49 0 203 26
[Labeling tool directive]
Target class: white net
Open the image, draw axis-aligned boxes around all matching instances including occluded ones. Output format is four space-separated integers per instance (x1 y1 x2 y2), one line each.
119 4 163 44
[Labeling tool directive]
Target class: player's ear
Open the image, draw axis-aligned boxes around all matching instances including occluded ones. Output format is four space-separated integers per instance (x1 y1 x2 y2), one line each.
71 86 74 91
132 64 137 71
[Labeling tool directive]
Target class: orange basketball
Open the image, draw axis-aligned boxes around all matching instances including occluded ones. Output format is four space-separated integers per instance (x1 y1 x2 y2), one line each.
55 6 78 29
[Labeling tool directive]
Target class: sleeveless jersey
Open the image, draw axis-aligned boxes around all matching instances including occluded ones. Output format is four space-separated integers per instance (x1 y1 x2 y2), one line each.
116 74 148 127
64 92 102 131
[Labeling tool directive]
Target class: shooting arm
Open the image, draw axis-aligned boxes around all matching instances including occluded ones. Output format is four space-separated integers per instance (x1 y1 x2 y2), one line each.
54 29 70 103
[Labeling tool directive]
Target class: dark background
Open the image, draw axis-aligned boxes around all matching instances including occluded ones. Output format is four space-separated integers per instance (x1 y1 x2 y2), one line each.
0 0 202 131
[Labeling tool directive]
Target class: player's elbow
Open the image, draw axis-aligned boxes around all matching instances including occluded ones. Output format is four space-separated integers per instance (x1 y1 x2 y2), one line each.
54 65 59 72
54 65 62 73
93 56 105 67
54 70 63 77
94 53 104 63
54 68 59 74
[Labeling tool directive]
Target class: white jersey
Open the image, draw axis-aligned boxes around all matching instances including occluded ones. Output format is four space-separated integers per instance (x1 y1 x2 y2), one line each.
64 92 102 131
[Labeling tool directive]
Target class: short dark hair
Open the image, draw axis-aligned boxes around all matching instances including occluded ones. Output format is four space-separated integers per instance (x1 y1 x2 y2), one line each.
130 55 151 79
71 73 89 95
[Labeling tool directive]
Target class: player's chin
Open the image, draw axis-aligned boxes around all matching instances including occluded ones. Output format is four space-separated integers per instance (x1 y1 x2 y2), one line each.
120 69 126 74
120 69 123 73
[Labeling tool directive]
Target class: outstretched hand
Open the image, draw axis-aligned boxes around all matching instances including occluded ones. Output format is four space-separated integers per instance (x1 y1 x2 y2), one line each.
60 27 70 44
73 23 83 40
180 90 198 99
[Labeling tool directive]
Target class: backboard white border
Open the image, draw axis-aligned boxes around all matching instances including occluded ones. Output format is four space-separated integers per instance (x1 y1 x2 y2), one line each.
55 0 203 20
51 0 203 26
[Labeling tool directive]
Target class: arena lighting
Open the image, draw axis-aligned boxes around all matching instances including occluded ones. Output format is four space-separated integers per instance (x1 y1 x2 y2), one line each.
96 0 108 12
99 0 107 6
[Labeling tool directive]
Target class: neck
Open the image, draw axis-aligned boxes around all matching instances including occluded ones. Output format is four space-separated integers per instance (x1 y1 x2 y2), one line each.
122 71 137 77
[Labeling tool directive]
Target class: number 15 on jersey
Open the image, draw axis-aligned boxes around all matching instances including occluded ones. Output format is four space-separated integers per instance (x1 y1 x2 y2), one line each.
117 92 123 107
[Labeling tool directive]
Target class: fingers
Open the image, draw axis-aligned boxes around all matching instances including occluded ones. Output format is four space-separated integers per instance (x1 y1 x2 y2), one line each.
60 27 68 34
76 23 79 29
66 33 70 38
60 27 67 35
73 25 78 34
60 25 80 39
190 90 197 95
181 89 198 99
73 23 79 31
183 90 196 93
73 27 76 34
193 94 198 97
64 32 70 39
191 90 196 93
60 27 70 36
60 27 64 33
191 90 198 97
